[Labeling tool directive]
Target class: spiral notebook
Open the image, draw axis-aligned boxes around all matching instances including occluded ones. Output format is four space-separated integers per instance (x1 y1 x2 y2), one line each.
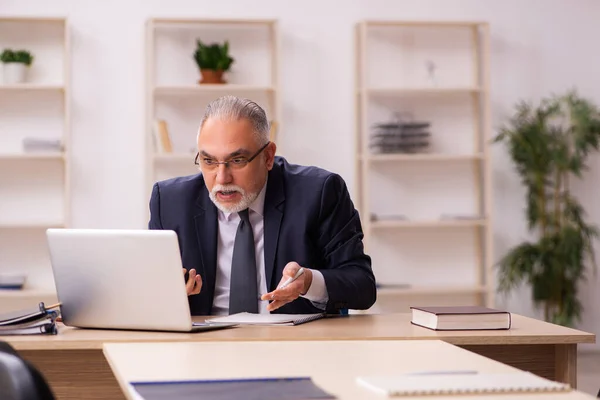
206 312 325 326
356 372 571 397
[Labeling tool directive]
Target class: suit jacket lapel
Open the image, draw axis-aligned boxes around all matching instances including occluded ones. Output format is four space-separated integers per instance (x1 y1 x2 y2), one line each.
264 164 285 290
194 186 218 307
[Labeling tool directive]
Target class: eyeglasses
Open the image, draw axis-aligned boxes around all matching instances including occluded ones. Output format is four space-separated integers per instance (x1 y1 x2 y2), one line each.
194 141 270 170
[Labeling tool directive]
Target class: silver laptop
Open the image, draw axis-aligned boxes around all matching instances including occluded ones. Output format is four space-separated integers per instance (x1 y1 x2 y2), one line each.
46 228 237 333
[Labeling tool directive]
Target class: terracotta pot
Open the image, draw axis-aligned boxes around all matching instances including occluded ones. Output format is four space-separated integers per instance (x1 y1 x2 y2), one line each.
199 69 226 84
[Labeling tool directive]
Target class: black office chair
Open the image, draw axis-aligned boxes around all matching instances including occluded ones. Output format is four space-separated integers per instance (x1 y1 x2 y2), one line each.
0 341 19 357
0 341 55 400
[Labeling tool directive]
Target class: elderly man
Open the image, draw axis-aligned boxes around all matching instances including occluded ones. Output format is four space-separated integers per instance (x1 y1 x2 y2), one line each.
148 96 376 315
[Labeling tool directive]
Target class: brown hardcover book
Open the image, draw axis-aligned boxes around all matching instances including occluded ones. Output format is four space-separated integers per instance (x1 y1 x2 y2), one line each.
410 306 511 331
269 120 278 142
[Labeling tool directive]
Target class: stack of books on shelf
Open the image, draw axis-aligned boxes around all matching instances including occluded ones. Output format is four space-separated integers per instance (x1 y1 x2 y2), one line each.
0 273 27 290
369 119 431 154
0 302 60 336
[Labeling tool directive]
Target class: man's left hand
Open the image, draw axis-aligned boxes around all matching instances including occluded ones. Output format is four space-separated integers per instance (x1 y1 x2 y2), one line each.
261 262 312 312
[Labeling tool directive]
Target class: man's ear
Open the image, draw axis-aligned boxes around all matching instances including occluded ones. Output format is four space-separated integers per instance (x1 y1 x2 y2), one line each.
265 142 277 170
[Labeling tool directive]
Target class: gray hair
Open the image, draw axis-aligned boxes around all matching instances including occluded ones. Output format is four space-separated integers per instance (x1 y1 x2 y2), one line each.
198 95 270 145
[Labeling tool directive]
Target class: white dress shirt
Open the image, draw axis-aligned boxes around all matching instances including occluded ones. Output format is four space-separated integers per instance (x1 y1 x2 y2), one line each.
211 181 329 315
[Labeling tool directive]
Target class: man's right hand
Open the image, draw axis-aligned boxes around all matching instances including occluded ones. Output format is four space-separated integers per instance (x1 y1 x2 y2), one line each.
184 268 202 296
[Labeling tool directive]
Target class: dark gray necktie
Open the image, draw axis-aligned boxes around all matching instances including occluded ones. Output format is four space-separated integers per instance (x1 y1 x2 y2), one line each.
229 208 258 314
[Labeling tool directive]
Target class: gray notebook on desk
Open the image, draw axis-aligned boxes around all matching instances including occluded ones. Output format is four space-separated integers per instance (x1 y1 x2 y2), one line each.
131 377 336 400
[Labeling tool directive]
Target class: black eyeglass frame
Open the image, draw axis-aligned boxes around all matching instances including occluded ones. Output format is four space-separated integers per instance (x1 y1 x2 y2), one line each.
194 141 271 168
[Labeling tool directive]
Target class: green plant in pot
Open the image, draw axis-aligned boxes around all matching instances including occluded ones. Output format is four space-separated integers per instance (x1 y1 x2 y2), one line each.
494 89 600 327
1 49 34 84
193 40 234 84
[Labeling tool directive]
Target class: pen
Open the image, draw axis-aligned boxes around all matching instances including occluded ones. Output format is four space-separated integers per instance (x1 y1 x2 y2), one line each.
278 267 305 290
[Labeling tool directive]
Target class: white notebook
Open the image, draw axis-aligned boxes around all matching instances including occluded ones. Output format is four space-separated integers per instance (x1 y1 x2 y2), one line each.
206 312 325 326
356 372 571 396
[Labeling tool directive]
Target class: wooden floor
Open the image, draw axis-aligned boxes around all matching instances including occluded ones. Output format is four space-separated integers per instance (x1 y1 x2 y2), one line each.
578 351 600 396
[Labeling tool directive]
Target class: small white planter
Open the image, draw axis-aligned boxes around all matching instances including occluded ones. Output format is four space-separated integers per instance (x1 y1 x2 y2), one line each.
2 63 27 84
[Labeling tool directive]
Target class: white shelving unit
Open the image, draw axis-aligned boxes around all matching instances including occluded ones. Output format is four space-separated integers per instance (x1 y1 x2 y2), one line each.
145 18 280 221
0 84 65 91
154 84 276 96
0 17 70 312
355 21 493 313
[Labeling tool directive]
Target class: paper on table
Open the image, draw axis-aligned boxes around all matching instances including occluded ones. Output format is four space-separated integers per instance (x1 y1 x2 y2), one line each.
356 372 571 396
205 312 324 326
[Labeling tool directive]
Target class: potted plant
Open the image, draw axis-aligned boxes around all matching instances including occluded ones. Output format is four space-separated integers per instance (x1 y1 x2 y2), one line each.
494 90 600 327
1 49 34 84
193 40 234 84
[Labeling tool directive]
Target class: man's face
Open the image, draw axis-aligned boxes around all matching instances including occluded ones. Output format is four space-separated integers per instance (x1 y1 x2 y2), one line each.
197 117 275 213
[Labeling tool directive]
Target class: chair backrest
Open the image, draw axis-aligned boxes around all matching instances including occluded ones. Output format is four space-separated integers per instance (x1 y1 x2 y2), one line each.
0 341 19 357
0 352 39 400
0 341 55 400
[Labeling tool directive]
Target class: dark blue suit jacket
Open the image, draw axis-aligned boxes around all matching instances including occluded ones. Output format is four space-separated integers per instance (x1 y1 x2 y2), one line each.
148 156 376 315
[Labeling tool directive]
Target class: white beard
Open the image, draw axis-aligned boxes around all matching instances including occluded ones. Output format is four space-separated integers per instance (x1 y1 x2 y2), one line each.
209 184 259 214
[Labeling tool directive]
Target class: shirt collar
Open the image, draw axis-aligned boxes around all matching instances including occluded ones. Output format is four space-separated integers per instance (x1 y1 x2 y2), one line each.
219 179 267 221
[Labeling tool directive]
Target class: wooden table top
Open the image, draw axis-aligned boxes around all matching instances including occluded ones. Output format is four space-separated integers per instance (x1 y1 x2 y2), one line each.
103 340 597 400
4 313 595 351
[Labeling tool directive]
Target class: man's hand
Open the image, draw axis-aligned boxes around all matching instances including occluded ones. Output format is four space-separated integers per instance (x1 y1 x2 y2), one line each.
261 262 312 312
184 268 202 296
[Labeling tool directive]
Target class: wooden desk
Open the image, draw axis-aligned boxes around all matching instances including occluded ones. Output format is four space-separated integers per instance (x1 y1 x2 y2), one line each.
102 340 597 400
2 313 595 400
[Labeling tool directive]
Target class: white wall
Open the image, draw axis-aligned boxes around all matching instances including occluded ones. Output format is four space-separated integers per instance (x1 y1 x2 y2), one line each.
1 0 599 349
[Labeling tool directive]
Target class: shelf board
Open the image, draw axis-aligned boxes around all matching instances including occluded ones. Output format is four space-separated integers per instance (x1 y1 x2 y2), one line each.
371 219 486 229
154 85 275 96
0 17 66 24
363 153 484 162
0 288 57 299
0 222 65 229
364 20 487 28
377 285 487 296
0 84 64 92
0 153 65 161
362 87 481 95
153 153 196 162
150 18 277 26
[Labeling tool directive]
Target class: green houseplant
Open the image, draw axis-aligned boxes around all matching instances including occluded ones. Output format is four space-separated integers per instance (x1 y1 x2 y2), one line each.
494 90 600 327
193 40 234 84
1 49 34 84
